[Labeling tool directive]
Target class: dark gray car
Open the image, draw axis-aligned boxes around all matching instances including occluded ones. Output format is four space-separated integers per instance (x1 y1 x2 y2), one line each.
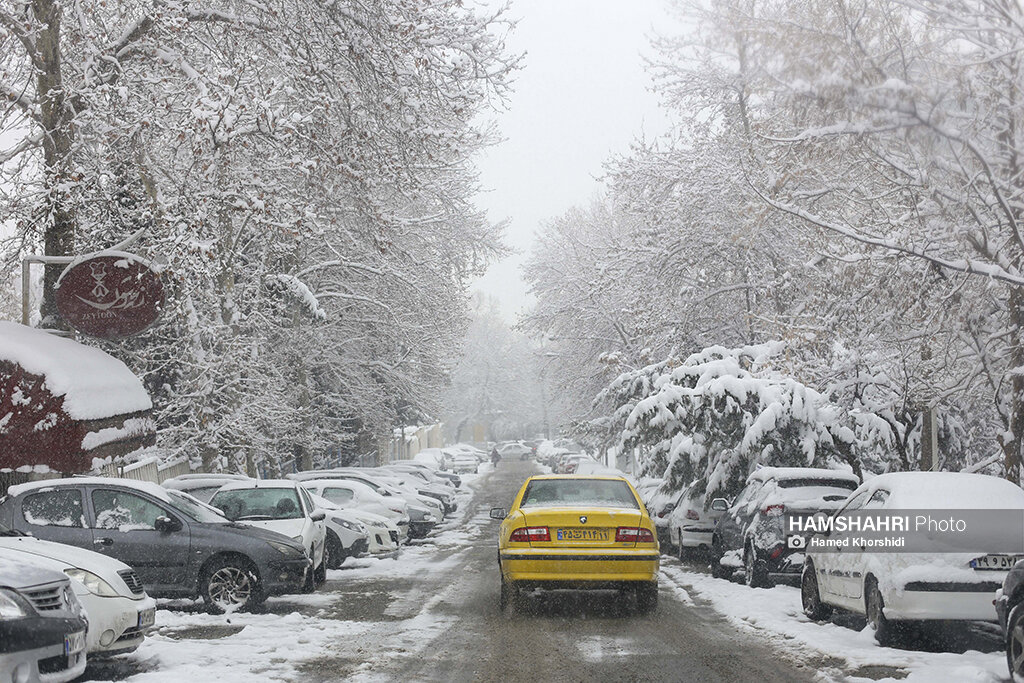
0 556 88 683
0 478 311 613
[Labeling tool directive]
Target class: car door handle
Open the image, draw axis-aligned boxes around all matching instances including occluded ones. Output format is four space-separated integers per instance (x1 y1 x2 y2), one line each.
93 537 113 546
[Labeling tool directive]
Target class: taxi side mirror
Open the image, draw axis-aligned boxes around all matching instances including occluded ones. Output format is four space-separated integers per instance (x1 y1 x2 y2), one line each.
489 507 507 520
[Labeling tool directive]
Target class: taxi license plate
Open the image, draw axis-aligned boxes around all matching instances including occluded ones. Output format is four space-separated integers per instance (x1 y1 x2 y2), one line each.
556 528 608 542
64 631 85 656
970 554 1024 570
138 607 157 629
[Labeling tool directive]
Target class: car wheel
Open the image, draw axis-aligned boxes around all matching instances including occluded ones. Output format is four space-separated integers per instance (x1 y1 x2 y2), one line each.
1006 602 1024 677
636 582 658 614
677 533 693 562
325 531 345 570
201 557 262 614
865 576 895 645
800 561 832 621
744 545 769 588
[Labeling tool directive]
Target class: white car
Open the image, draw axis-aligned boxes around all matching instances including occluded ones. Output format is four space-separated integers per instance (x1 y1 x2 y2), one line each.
446 453 479 474
210 480 328 587
412 448 448 470
0 526 157 656
162 473 252 504
302 478 411 544
801 471 1024 644
309 494 401 558
666 483 724 558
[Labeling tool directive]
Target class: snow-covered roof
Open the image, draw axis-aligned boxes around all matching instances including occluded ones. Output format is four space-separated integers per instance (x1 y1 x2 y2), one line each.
301 479 378 497
215 479 299 492
0 321 151 420
7 476 173 502
865 471 1024 509
749 466 859 483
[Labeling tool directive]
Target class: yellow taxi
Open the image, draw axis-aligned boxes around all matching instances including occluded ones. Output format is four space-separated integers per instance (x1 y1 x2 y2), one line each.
490 474 660 612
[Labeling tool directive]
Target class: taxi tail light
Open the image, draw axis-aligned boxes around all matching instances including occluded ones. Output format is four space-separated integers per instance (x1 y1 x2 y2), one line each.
615 527 655 543
685 509 700 521
769 544 786 560
764 504 785 517
509 526 550 543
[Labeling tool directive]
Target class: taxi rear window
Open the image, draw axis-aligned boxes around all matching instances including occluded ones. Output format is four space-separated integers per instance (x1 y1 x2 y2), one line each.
521 479 639 509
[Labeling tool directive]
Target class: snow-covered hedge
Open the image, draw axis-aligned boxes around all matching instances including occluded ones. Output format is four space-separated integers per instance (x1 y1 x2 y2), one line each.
598 342 892 501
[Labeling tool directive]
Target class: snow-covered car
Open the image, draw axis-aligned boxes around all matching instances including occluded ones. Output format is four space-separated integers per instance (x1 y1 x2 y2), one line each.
291 470 442 537
804 471 1024 645
447 453 480 474
301 493 371 567
0 523 156 656
711 467 860 586
412 448 449 471
666 483 724 559
162 473 252 504
301 478 411 543
210 480 328 588
0 478 311 614
0 556 88 683
391 460 463 488
368 468 457 514
644 484 686 550
310 494 400 559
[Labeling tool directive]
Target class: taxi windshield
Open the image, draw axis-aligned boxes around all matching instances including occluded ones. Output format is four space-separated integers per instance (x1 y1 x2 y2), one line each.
520 479 639 509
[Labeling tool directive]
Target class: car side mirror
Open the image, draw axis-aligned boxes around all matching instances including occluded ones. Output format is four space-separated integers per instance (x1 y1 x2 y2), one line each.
489 507 507 520
155 516 182 533
311 510 326 522
710 498 729 512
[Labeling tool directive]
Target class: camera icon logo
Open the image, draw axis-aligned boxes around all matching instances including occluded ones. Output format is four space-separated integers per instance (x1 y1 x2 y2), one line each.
787 535 806 549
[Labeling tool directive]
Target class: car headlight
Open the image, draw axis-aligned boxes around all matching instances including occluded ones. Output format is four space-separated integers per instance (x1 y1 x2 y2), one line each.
64 568 120 597
0 589 27 619
336 519 366 533
268 540 304 557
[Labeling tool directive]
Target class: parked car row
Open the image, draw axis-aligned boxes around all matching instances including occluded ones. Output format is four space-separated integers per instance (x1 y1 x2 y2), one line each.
0 451 473 680
642 467 1024 679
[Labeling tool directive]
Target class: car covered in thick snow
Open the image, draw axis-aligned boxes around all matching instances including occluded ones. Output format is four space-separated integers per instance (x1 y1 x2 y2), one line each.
0 478 311 613
0 523 156 656
209 480 327 588
491 475 660 613
803 471 1024 645
710 467 860 586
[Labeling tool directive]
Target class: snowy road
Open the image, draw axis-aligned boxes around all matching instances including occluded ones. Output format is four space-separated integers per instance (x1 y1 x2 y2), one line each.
76 460 1007 682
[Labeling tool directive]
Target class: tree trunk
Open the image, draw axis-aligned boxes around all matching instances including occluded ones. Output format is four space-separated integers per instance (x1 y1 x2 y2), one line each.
1004 286 1024 484
35 0 76 327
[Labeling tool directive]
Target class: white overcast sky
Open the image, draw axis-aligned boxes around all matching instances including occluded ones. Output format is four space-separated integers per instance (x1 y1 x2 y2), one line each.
470 0 674 321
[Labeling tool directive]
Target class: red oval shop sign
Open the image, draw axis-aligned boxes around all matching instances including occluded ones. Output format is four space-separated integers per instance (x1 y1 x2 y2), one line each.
55 253 165 339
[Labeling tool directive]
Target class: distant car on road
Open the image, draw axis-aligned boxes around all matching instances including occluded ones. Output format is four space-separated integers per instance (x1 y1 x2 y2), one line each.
710 467 859 587
491 474 660 613
0 555 88 683
0 478 311 613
